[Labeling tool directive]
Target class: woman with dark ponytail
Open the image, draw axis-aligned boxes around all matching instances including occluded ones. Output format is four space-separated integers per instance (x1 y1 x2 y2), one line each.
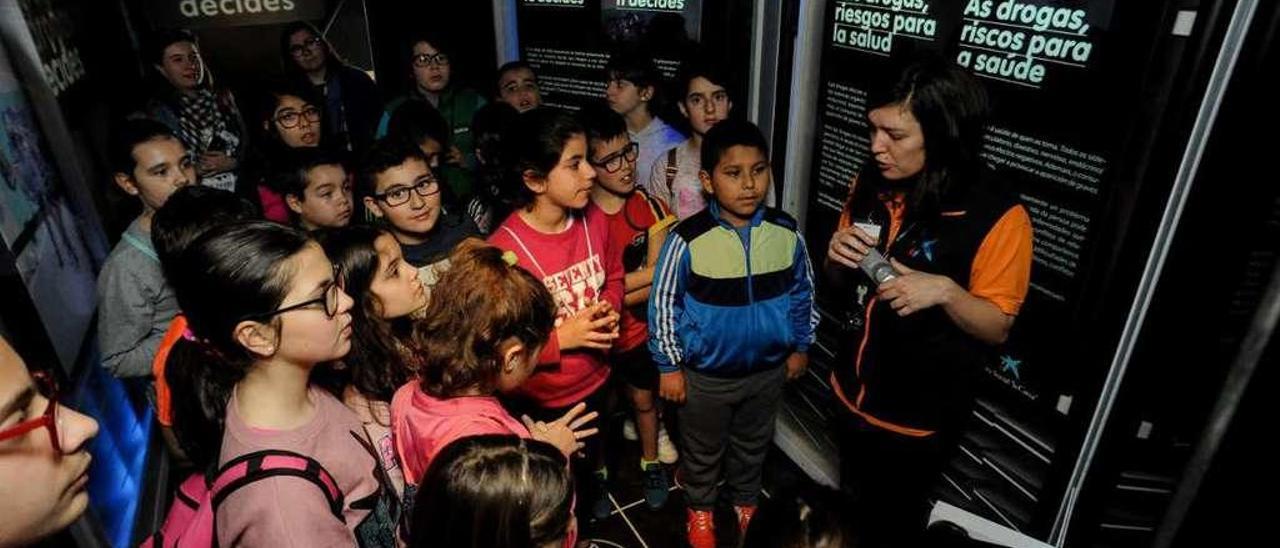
166 220 398 546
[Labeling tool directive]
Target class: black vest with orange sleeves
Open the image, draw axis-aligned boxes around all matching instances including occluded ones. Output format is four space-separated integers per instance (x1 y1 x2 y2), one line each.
831 168 1021 436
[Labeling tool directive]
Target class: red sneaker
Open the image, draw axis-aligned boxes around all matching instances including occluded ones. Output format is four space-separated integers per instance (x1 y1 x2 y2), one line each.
687 508 716 548
735 504 758 536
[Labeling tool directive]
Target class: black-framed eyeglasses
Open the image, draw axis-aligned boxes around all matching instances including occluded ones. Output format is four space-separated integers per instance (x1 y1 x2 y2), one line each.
412 52 449 67
246 268 344 320
289 36 323 56
590 142 639 174
374 177 440 207
0 370 61 454
274 106 321 129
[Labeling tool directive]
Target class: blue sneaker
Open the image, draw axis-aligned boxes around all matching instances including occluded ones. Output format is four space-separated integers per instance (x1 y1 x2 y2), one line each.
642 462 670 509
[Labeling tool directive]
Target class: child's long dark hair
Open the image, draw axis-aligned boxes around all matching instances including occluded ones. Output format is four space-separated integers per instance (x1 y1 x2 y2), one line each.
165 221 312 467
152 185 259 279
411 435 573 548
605 48 666 118
314 226 414 407
255 83 325 147
410 240 555 398
498 108 585 210
470 102 521 226
244 83 329 199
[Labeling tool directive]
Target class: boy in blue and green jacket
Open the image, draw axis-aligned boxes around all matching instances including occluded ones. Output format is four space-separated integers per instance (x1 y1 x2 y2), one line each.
648 119 818 548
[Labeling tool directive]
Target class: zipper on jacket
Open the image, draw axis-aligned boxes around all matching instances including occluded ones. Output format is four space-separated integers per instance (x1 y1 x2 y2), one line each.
741 225 756 368
856 199 896 385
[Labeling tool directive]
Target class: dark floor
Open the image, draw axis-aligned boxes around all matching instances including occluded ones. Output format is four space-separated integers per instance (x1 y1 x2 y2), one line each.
578 416 816 548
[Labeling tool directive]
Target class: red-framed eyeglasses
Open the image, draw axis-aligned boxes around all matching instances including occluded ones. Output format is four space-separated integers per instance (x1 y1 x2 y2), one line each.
0 370 61 453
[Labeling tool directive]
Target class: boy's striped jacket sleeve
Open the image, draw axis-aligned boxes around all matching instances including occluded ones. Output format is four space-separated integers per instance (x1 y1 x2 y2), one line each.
648 231 690 373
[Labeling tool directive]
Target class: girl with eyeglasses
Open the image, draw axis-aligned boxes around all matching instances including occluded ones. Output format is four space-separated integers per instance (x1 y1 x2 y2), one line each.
410 435 576 548
164 221 399 546
377 34 486 203
138 29 247 195
280 21 383 155
245 83 333 223
390 240 597 525
0 337 101 547
487 108 624 524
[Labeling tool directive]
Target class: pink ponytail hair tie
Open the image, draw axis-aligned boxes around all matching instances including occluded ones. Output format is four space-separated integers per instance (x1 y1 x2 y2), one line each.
181 327 197 342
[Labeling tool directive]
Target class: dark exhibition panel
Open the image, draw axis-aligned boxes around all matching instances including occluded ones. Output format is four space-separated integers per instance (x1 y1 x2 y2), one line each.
0 1 1273 546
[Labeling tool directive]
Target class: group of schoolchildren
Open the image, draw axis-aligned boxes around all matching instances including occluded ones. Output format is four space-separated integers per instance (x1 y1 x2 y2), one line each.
94 25 823 548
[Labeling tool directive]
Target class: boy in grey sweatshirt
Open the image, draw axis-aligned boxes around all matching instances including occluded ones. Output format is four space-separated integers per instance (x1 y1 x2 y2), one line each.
96 119 194 377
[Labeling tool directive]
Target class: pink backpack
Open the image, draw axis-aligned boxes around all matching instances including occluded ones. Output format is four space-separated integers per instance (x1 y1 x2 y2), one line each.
142 449 344 548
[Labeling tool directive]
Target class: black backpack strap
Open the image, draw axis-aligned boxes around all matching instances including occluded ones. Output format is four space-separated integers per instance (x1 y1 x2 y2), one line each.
643 190 669 222
209 449 346 521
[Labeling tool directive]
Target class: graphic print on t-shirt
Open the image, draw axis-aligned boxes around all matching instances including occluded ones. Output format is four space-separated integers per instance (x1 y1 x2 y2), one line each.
543 254 605 320
348 430 400 547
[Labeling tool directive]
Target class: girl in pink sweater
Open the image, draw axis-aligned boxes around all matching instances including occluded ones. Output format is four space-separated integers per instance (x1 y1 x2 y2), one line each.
166 221 398 546
390 241 597 509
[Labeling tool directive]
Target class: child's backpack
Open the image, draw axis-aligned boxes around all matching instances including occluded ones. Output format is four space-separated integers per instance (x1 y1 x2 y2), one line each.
141 449 344 548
